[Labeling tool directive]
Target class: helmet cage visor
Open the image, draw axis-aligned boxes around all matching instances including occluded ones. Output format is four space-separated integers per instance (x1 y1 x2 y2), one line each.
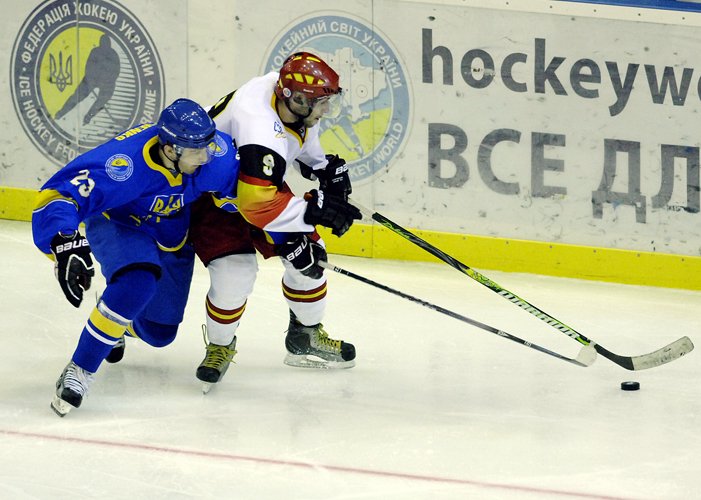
289 90 343 119
171 139 217 166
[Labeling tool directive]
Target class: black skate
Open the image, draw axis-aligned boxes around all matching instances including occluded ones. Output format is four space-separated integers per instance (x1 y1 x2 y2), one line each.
196 326 237 393
105 336 125 363
284 311 355 369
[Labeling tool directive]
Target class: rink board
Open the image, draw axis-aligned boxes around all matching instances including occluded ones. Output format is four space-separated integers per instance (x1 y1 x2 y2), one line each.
4 186 698 290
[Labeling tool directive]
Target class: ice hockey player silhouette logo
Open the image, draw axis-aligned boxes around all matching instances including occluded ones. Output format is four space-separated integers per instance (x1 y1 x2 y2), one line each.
53 34 121 126
10 0 165 166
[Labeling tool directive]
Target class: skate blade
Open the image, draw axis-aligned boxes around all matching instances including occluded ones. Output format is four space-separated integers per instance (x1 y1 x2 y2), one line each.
51 395 75 417
283 353 355 370
201 382 214 394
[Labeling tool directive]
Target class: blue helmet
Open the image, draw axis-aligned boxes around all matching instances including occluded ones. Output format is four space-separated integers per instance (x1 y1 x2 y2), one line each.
156 98 215 149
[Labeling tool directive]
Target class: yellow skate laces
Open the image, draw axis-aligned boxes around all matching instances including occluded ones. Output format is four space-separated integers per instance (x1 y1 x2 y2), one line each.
201 328 236 369
314 325 342 353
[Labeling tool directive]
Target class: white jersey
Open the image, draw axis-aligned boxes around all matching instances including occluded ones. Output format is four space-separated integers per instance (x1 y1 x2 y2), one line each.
208 72 328 240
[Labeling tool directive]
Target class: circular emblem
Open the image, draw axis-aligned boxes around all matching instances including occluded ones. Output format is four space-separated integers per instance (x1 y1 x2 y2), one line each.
10 0 165 166
264 15 411 183
105 153 133 181
211 134 229 157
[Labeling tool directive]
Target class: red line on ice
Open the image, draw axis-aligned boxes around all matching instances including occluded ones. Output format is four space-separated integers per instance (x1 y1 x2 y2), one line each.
0 428 635 500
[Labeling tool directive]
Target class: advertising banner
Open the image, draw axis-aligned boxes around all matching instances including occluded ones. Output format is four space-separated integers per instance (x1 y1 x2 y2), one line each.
2 0 186 185
3 0 700 257
241 2 701 255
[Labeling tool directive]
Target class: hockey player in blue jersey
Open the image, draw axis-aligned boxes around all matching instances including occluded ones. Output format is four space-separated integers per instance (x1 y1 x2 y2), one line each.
32 98 240 416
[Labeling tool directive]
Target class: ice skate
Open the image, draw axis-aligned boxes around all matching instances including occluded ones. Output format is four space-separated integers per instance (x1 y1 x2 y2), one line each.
284 311 355 369
51 361 95 417
196 326 237 394
105 335 125 363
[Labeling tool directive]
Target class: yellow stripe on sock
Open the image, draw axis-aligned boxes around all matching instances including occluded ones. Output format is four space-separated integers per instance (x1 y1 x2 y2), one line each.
89 306 127 339
282 283 327 301
206 301 246 322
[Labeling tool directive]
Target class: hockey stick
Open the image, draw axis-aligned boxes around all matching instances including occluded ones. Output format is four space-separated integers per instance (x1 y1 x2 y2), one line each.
319 261 597 368
350 201 694 371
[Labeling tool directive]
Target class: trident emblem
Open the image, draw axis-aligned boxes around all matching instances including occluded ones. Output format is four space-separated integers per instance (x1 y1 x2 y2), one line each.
49 51 73 92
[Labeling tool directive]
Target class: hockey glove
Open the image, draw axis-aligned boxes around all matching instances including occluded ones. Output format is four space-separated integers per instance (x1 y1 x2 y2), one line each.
276 235 327 280
303 189 361 237
50 231 95 308
317 154 352 201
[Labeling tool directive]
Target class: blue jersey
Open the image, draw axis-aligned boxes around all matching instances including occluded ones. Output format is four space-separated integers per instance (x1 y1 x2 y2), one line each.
32 123 239 255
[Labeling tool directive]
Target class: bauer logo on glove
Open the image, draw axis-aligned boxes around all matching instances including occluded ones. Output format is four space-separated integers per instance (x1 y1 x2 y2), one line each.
319 154 352 201
50 231 95 308
282 236 309 262
276 235 327 280
53 238 91 254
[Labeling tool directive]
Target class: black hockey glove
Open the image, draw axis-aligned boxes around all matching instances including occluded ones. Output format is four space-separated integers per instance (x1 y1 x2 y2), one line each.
303 189 361 237
317 154 352 201
50 231 95 308
276 235 327 280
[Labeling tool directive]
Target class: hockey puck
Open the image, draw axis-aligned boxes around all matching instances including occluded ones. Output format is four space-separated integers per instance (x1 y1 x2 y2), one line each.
620 381 640 391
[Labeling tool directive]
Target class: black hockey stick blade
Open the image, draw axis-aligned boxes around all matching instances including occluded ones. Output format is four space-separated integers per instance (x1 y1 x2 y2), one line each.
351 199 695 371
320 261 596 368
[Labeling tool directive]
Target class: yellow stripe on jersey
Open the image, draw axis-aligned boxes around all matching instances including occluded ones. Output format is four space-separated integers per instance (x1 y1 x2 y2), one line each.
212 194 238 212
89 306 127 339
157 231 188 252
209 91 236 120
284 124 304 148
142 136 183 187
270 94 304 147
33 189 78 212
34 191 78 261
236 178 294 228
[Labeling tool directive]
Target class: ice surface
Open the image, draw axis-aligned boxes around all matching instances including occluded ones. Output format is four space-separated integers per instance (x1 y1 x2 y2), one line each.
1 219 699 499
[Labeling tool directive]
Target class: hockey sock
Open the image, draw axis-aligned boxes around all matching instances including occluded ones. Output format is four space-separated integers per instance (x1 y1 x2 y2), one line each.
72 268 158 372
204 254 256 345
281 280 327 326
206 296 246 345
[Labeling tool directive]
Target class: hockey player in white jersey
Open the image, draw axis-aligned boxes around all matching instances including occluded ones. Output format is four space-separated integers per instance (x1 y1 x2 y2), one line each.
189 52 361 390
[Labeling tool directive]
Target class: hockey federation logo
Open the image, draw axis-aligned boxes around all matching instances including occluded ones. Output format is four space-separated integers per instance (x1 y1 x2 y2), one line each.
10 0 165 166
105 154 134 181
265 15 411 183
210 134 229 157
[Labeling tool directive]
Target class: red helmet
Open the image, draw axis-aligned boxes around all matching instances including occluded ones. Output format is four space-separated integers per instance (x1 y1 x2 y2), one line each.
275 52 341 101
